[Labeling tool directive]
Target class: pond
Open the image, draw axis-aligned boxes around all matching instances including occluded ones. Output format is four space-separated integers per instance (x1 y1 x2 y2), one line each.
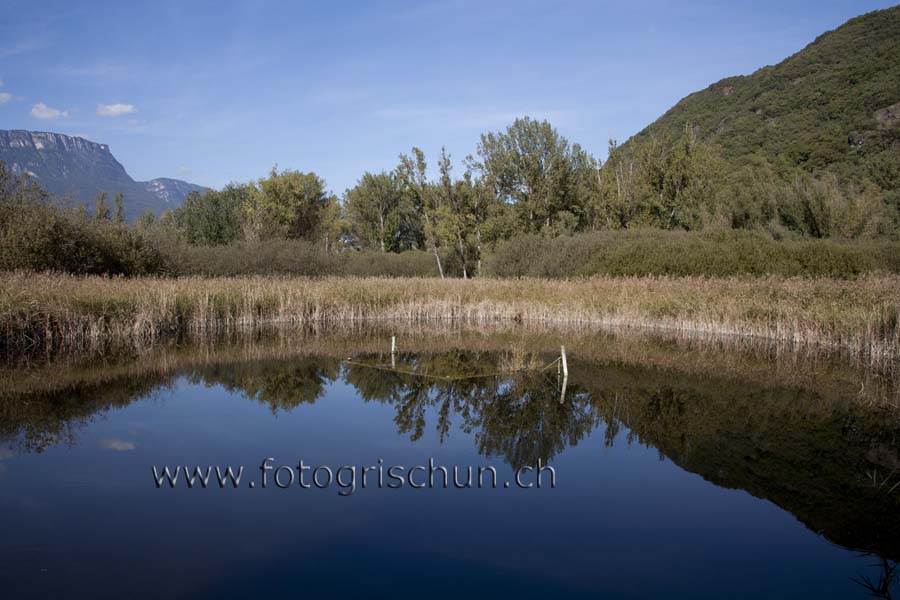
1 328 898 599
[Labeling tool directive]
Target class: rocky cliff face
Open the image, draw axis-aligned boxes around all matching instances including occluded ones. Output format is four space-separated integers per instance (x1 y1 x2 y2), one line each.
0 130 205 221
142 178 206 205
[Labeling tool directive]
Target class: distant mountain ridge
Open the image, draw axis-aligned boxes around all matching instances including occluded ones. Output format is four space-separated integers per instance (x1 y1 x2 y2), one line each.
0 130 206 221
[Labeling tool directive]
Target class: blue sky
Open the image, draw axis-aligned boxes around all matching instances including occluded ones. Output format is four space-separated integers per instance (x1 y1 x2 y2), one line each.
0 0 896 193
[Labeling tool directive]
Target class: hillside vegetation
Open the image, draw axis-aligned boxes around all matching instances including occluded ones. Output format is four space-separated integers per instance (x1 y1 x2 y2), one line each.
628 6 900 218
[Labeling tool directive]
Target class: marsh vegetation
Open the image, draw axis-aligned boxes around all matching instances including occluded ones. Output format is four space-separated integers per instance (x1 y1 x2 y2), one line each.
1 272 898 371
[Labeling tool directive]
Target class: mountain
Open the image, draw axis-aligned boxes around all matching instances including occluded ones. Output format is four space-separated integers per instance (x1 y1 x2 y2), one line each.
0 130 206 221
141 178 206 205
631 6 900 188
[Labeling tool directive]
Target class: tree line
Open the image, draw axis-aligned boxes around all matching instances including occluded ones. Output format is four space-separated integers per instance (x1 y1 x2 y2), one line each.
3 115 899 278
153 116 898 278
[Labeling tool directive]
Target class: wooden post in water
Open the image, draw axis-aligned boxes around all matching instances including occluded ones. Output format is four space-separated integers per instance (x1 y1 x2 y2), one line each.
560 372 568 404
556 346 569 404
391 336 397 369
560 345 568 403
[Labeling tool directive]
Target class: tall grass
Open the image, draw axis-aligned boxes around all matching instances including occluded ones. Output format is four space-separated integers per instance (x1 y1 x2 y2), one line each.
1 272 898 368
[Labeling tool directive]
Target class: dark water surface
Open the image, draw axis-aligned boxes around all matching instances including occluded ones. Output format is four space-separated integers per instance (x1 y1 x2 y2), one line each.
1 329 899 599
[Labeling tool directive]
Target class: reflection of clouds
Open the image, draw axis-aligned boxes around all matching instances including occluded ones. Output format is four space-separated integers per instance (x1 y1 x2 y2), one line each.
99 438 136 451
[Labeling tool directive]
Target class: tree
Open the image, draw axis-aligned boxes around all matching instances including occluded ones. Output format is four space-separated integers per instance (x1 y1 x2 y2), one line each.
435 148 477 278
597 126 721 230
595 139 640 229
174 185 246 246
398 148 445 278
344 171 406 252
243 168 333 242
317 194 347 254
93 192 111 221
472 117 599 234
113 192 125 224
136 208 156 230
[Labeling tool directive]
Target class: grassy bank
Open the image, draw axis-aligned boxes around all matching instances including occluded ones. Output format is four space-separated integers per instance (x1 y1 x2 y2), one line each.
1 272 898 366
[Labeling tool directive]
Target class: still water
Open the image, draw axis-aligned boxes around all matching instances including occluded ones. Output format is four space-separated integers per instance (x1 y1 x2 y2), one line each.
1 329 898 599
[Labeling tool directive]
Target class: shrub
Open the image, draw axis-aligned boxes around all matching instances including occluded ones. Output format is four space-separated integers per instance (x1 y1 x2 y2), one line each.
0 197 169 276
160 239 441 277
483 229 900 278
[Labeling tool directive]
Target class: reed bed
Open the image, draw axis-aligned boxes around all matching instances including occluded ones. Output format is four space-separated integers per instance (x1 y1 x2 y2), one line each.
1 272 898 368
2 325 895 408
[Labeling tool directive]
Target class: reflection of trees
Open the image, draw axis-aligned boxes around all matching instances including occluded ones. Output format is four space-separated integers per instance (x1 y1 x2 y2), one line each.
343 352 598 467
196 357 341 412
0 374 173 453
467 372 596 468
854 554 898 599
575 362 900 566
4 345 900 576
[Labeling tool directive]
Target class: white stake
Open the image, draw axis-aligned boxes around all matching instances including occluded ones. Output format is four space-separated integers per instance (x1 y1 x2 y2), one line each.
391 336 397 368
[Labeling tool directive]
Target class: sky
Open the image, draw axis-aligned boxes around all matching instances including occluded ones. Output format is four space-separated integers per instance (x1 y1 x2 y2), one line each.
0 0 897 193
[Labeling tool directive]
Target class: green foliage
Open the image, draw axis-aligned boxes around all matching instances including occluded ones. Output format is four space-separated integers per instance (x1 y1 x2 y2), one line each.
93 192 111 221
629 6 900 233
244 168 337 243
0 164 169 275
162 238 439 277
344 171 422 252
397 147 447 277
472 116 599 234
113 192 125 224
484 229 900 278
341 249 440 278
173 185 246 246
597 126 722 230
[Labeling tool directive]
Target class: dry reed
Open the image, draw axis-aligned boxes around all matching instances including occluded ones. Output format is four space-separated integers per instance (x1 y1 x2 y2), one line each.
1 272 898 369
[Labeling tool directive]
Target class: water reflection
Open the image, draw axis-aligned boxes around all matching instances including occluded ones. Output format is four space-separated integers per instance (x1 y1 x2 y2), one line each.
854 554 899 599
1 330 899 596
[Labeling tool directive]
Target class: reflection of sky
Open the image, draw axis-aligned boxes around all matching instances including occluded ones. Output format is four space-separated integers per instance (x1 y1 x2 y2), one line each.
0 375 893 598
0 446 12 474
99 438 136 451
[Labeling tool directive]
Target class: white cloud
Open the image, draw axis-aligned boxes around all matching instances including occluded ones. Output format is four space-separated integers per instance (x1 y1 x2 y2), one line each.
30 102 69 120
177 166 192 175
0 93 11 104
97 103 137 117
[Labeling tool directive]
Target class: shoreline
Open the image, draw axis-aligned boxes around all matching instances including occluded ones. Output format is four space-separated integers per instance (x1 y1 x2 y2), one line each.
1 272 899 369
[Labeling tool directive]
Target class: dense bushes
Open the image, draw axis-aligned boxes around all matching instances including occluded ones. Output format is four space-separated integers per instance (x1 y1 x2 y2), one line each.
158 238 440 277
0 174 169 276
483 229 900 278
